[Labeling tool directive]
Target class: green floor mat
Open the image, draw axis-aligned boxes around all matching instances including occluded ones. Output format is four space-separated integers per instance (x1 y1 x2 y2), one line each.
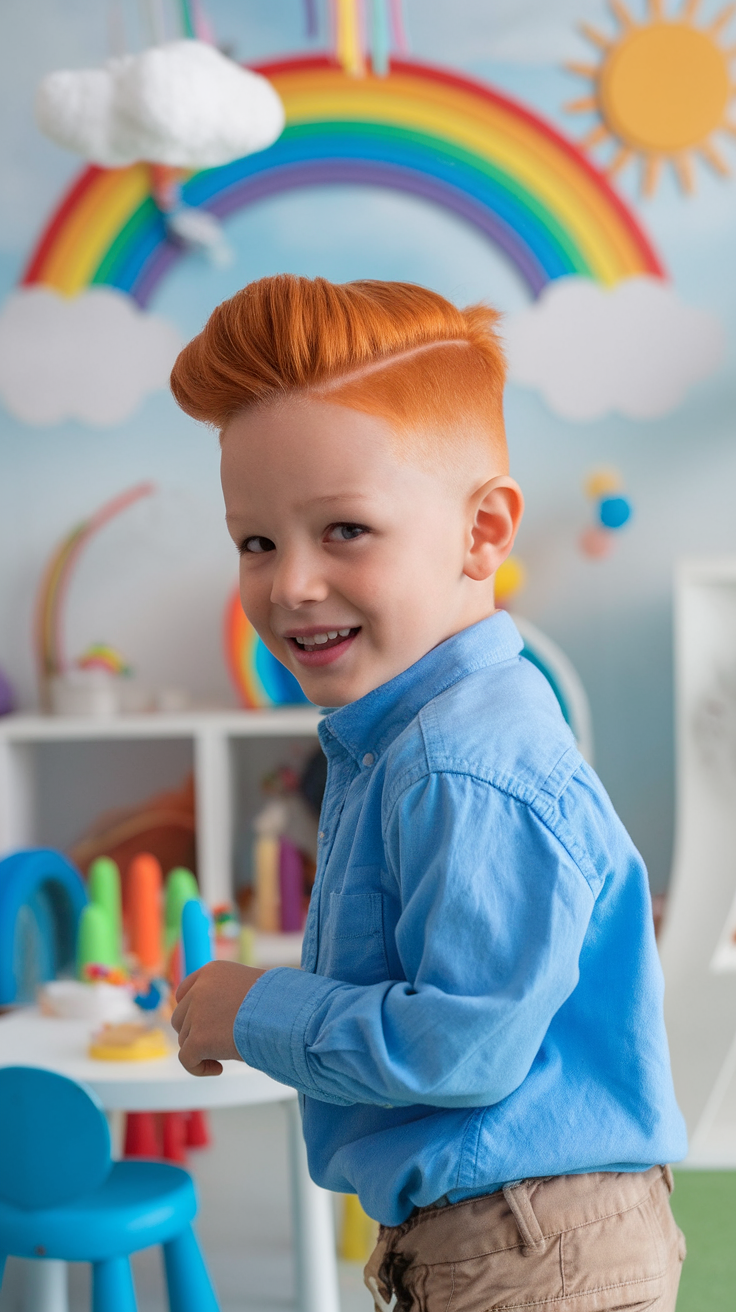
671 1171 736 1311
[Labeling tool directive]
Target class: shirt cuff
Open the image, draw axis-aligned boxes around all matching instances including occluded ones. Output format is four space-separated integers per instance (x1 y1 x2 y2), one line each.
233 966 348 1101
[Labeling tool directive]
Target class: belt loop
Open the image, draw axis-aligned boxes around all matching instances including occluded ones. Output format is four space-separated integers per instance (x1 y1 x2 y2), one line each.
662 1164 675 1195
503 1180 546 1254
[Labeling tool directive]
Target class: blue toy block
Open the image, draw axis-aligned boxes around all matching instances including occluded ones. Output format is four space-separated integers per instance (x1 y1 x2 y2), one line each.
0 1067 219 1312
181 898 213 976
0 848 88 1005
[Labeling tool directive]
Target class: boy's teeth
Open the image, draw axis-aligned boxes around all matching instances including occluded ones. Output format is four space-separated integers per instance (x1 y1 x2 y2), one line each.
294 627 354 648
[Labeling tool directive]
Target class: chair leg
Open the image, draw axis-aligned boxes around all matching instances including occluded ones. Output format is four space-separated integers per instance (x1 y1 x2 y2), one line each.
92 1256 138 1312
163 1225 219 1312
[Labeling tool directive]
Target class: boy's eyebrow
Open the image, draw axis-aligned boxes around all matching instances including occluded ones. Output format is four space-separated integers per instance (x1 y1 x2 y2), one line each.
308 493 371 505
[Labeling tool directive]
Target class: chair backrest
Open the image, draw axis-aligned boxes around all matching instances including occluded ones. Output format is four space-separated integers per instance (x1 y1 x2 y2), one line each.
0 1066 111 1209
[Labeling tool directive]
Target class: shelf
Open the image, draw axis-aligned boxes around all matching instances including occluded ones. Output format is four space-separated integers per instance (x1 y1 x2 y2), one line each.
0 705 323 742
0 706 323 908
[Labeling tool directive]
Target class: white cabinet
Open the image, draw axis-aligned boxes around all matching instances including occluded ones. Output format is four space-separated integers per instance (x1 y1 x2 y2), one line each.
659 559 736 1165
0 708 322 906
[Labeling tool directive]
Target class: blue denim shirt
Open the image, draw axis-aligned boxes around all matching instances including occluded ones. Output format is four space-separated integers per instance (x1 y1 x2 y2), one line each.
234 612 687 1225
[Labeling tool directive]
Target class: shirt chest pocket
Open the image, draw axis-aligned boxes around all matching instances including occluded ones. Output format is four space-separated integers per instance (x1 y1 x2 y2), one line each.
321 888 390 985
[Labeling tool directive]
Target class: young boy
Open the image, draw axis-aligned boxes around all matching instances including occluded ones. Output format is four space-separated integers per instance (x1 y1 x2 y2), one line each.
170 276 687 1312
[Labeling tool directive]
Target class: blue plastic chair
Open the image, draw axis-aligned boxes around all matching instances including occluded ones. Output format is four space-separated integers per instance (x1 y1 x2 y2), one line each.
0 1066 219 1311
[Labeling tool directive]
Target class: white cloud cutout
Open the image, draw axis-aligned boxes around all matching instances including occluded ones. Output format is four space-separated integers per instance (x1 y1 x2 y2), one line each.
505 276 726 421
0 287 182 426
35 39 285 169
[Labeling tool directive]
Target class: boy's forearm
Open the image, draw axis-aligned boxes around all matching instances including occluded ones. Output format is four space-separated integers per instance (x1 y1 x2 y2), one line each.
233 956 582 1109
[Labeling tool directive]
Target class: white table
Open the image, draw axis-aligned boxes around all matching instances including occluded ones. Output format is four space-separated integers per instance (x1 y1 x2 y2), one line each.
0 1009 340 1312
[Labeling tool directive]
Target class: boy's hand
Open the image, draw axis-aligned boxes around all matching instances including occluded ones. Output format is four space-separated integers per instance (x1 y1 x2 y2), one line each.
171 960 266 1077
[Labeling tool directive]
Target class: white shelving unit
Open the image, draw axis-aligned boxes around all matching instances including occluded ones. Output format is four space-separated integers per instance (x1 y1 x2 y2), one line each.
659 558 736 1165
0 707 322 906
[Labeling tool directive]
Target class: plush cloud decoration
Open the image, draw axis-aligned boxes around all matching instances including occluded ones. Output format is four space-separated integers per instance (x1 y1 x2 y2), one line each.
0 288 181 426
505 276 725 421
35 39 285 169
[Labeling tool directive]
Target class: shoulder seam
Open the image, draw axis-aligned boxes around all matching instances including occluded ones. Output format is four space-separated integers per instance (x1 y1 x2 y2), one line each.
383 764 601 894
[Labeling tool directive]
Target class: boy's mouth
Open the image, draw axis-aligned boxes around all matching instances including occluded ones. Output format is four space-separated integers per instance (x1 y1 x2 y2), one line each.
286 627 360 666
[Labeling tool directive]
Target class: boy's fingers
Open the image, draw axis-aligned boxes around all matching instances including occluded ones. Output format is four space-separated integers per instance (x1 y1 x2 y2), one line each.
177 1034 222 1077
175 969 201 1004
170 994 190 1034
176 1013 192 1048
188 1058 223 1078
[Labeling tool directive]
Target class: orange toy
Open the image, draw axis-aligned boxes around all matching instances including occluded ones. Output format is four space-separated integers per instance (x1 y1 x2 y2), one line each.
128 853 163 974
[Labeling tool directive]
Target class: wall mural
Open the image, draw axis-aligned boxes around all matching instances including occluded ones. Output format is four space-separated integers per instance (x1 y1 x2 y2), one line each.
0 15 728 427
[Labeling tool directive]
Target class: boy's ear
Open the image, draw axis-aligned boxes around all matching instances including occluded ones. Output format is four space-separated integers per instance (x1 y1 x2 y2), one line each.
463 476 524 582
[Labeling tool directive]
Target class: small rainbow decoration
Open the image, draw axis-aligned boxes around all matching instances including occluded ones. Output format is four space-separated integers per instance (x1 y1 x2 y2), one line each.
21 56 664 305
224 590 309 708
77 643 131 676
34 483 154 708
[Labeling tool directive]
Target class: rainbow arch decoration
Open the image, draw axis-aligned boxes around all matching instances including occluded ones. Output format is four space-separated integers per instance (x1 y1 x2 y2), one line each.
22 56 664 304
225 590 309 708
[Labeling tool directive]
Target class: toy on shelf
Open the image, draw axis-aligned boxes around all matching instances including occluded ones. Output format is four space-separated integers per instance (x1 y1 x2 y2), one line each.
247 765 318 935
579 467 633 559
0 848 88 1005
70 773 196 888
34 481 155 713
225 589 309 707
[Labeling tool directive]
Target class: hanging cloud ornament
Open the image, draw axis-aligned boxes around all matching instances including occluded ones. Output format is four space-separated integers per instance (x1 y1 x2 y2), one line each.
35 40 285 169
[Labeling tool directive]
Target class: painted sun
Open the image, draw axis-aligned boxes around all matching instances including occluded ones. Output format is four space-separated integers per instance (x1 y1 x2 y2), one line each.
567 0 736 194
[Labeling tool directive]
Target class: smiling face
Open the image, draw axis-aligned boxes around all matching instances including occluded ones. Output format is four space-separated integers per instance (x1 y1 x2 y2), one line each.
221 396 519 706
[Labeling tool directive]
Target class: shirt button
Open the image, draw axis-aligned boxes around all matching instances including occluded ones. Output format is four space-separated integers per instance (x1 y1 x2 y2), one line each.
362 752 375 767
318 831 326 841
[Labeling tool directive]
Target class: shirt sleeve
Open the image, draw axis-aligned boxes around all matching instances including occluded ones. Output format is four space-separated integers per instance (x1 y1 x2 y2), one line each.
233 771 596 1108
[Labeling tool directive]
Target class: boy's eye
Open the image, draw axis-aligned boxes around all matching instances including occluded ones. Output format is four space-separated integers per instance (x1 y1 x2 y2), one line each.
326 523 369 542
242 536 275 554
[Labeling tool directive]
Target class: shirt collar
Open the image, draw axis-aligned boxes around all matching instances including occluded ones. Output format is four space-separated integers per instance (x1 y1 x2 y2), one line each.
319 611 523 766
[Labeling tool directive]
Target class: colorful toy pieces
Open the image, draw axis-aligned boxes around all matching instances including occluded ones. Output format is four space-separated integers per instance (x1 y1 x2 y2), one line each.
579 468 633 559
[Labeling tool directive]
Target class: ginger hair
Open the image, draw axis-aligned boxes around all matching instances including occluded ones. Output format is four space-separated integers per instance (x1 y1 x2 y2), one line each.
170 275 508 468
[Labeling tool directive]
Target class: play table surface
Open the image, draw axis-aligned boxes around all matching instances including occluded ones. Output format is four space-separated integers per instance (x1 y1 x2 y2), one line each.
0 1006 296 1111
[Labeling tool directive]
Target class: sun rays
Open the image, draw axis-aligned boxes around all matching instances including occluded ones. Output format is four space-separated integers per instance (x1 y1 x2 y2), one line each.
566 0 736 194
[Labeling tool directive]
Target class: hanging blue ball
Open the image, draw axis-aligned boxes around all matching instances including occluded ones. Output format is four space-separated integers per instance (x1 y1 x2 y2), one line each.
598 495 632 530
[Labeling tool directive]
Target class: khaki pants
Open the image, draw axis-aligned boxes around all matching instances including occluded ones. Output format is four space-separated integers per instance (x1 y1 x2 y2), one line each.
364 1165 685 1312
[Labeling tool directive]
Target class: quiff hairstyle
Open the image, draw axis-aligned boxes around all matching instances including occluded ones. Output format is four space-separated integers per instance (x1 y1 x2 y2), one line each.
170 275 508 468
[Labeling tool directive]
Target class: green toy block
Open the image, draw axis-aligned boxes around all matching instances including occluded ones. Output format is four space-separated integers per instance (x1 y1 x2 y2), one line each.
88 857 122 964
77 903 117 977
165 867 199 951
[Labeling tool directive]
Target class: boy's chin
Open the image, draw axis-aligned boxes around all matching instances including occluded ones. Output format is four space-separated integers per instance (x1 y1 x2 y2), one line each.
294 665 383 708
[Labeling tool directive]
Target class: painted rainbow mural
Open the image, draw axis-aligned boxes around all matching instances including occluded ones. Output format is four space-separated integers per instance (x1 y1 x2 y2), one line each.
21 56 664 303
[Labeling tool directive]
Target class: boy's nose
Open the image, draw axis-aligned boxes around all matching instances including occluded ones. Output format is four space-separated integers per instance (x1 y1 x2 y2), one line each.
270 550 329 610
